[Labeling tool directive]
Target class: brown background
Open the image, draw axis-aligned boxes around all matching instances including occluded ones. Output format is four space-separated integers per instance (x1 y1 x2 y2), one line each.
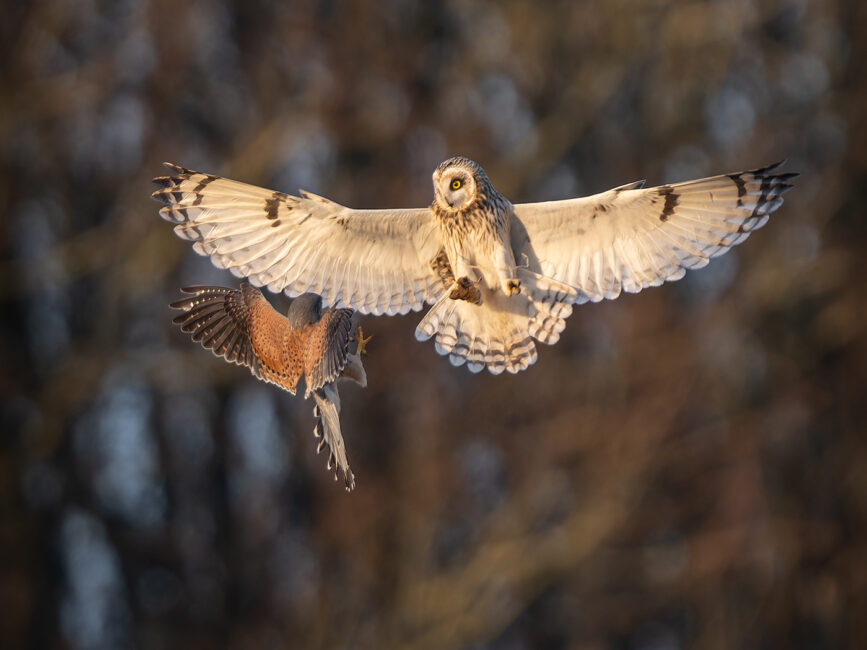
2 1 866 648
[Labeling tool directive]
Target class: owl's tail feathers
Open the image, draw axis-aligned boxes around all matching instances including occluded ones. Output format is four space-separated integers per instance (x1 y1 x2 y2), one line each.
415 269 577 375
311 384 355 491
416 292 536 374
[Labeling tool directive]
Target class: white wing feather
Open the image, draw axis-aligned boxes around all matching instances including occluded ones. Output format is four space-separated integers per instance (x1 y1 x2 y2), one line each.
511 163 797 304
153 164 445 315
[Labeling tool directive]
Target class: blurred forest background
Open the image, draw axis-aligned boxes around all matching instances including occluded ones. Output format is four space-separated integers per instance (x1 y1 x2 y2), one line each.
2 0 866 648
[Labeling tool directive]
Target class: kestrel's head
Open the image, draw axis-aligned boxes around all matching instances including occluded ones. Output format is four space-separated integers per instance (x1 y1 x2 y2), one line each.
287 293 323 329
432 156 489 211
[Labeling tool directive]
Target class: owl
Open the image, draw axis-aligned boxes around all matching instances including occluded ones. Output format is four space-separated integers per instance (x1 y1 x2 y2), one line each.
154 156 796 374
170 282 370 490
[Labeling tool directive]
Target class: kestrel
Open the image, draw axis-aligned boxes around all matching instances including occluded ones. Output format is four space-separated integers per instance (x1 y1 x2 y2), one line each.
170 282 368 490
154 157 796 374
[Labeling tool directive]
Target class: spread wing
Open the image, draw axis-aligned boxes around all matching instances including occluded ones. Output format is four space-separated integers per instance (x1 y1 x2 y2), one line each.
511 163 797 304
170 283 303 395
153 164 446 315
301 306 354 397
170 284 257 366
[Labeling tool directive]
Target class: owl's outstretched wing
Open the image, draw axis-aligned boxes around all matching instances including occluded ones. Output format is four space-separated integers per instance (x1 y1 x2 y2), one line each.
153 164 446 315
511 163 797 304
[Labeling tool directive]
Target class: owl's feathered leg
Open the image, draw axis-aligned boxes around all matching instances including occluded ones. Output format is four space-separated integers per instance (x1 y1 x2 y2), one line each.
489 239 522 296
312 384 355 491
446 249 484 304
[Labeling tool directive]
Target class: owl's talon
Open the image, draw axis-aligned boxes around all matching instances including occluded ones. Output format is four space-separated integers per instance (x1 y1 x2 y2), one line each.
449 277 482 305
353 326 372 355
506 280 521 296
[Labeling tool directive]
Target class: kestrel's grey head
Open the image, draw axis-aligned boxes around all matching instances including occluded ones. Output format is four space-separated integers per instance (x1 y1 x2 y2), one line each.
287 292 323 329
432 156 489 211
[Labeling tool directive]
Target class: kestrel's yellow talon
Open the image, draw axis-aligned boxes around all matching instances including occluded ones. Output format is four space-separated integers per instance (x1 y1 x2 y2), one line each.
354 326 372 356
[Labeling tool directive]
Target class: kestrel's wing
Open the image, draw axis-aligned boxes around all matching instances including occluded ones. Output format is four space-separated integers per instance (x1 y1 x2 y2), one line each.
169 285 256 366
300 306 354 398
170 283 303 395
511 163 797 304
153 164 446 315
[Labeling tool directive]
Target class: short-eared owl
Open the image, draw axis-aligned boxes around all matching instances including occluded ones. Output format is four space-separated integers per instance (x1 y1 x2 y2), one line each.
170 282 369 490
154 157 796 375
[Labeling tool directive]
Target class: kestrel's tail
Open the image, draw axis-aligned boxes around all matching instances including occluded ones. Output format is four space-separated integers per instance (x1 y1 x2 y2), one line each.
415 269 576 374
311 384 355 491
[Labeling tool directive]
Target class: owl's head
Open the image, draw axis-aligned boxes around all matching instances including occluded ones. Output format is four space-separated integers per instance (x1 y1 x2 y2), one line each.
432 156 487 211
287 292 323 329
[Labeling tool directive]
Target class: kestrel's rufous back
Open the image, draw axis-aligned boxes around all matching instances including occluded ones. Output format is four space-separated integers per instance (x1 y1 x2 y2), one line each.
170 282 368 490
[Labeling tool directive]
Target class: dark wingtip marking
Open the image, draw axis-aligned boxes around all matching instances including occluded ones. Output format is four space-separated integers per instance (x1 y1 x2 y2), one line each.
163 162 187 174
191 174 219 206
265 192 281 220
728 173 747 199
658 186 679 222
613 179 647 194
751 176 773 219
751 160 786 175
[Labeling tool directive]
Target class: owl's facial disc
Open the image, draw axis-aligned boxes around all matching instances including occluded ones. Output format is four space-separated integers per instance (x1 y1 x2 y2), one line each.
440 170 473 208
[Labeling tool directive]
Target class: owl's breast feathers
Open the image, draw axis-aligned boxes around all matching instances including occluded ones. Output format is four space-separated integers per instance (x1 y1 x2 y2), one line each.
432 188 512 253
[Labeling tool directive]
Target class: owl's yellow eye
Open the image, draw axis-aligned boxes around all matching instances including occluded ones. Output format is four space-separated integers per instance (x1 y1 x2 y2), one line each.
450 179 462 191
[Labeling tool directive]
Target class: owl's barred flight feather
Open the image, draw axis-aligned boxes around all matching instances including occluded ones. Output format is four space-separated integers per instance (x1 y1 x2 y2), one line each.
155 158 796 375
170 282 361 489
